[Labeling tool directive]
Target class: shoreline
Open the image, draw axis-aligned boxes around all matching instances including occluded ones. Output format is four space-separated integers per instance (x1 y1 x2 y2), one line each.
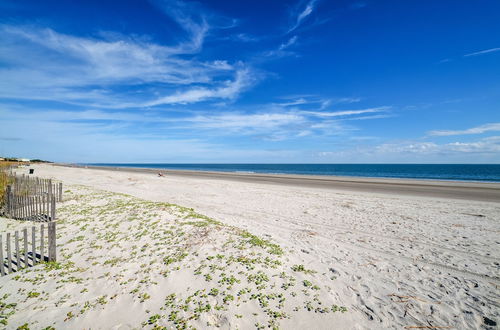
56 163 500 203
79 163 500 183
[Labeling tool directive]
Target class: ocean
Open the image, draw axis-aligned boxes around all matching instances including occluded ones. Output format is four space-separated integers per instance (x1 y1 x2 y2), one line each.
86 164 500 182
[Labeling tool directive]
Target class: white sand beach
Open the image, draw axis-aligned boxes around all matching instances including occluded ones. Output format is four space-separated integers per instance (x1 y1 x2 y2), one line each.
1 164 499 329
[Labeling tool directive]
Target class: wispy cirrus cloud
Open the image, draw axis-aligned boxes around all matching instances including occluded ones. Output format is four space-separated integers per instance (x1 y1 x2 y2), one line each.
288 0 318 33
1 99 390 145
279 36 298 50
0 2 256 109
299 106 390 117
142 68 258 106
276 95 361 110
440 47 500 63
374 137 500 155
463 47 500 57
428 123 500 136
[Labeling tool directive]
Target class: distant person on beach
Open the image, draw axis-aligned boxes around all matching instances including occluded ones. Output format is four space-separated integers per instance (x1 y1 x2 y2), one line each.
158 172 164 177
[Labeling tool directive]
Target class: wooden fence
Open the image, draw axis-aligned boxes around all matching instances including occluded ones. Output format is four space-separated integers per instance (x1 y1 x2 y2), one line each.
10 174 63 202
4 188 57 221
0 222 56 276
2 175 62 221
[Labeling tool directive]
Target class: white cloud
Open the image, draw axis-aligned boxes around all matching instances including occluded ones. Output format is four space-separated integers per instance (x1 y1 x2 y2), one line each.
464 47 500 57
288 0 317 33
279 36 298 50
428 123 500 136
300 106 390 117
314 137 500 163
276 96 361 109
0 23 253 107
375 137 500 155
149 0 210 53
143 68 257 106
185 113 304 130
277 98 310 107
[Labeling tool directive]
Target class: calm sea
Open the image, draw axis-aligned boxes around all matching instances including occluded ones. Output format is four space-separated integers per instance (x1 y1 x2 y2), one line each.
86 164 500 182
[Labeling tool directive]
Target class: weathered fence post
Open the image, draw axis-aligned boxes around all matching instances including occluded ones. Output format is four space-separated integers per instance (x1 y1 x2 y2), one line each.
48 222 56 262
47 190 51 220
40 224 45 263
6 185 11 216
12 195 16 219
23 195 27 219
51 197 56 220
41 194 45 219
6 233 12 274
23 228 28 268
59 182 63 202
15 231 20 271
32 226 36 265
48 179 52 200
0 235 4 276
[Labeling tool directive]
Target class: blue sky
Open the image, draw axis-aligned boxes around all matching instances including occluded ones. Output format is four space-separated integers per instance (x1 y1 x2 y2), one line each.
0 0 499 163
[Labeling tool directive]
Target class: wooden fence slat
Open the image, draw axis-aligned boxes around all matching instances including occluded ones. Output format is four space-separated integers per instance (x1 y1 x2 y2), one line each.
6 186 11 216
46 192 50 219
15 231 20 272
40 195 43 220
0 235 4 276
51 197 56 220
40 224 45 263
48 222 56 262
29 196 33 220
23 229 28 268
26 196 29 220
35 196 38 219
23 195 27 219
6 233 12 274
41 194 45 219
48 180 52 204
32 226 36 265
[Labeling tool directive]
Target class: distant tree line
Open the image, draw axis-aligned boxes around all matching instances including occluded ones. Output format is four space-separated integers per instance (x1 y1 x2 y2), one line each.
0 157 51 163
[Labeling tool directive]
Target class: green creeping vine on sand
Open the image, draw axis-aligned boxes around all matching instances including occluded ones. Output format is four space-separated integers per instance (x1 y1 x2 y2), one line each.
0 185 346 329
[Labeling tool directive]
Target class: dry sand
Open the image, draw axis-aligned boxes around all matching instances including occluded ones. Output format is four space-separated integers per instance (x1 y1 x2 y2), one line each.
1 164 499 329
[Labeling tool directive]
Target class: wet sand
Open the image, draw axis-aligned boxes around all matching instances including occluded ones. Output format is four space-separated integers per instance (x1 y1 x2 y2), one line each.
59 164 500 202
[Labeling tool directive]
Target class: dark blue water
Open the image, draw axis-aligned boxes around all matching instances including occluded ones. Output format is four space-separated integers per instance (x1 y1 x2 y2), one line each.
85 164 500 182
